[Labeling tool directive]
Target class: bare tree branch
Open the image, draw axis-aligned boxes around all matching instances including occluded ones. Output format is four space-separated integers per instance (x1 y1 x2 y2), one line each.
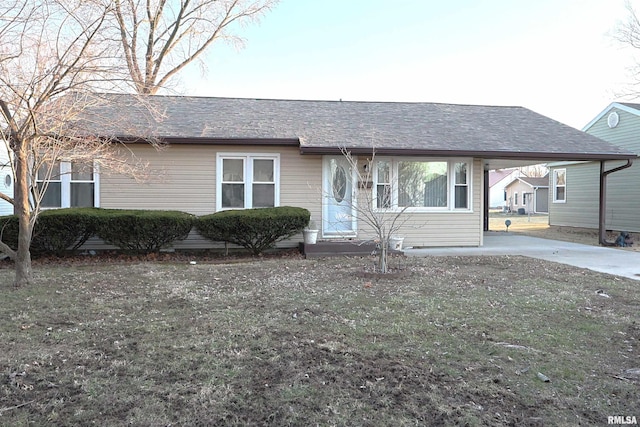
108 0 279 94
0 0 156 286
334 147 410 274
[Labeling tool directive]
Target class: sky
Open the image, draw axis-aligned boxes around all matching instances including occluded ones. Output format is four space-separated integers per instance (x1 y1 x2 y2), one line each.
178 0 637 130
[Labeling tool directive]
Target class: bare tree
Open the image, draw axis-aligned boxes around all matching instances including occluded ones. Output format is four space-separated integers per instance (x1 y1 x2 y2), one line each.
336 149 409 274
108 0 279 94
518 164 548 178
0 0 152 287
615 1 640 95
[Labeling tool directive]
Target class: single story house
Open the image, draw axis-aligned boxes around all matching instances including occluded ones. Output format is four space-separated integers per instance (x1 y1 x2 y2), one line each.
504 174 549 214
24 94 638 248
488 168 520 209
548 102 640 242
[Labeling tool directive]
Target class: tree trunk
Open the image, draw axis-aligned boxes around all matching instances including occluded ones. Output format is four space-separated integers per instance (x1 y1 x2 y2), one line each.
13 148 32 287
378 239 388 273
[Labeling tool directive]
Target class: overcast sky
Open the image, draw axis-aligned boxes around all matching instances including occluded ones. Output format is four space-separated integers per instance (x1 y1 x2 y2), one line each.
177 0 637 130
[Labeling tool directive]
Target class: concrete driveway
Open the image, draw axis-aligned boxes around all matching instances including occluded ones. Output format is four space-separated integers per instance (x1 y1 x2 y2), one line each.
404 233 640 281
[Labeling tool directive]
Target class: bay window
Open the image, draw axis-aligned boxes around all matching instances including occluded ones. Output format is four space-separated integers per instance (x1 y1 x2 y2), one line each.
217 153 279 210
373 159 471 211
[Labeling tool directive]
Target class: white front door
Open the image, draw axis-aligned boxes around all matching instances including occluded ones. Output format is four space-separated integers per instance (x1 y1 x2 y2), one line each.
323 156 356 237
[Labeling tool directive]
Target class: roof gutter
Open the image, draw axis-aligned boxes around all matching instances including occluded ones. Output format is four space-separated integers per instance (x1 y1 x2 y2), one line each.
599 159 635 246
298 146 636 161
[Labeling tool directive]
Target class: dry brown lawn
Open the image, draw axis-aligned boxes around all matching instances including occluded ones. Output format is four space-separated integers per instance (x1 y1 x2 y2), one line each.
489 211 640 251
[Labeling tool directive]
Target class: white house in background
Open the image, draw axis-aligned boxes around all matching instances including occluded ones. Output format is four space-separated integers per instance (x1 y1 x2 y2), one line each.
488 169 519 208
504 175 549 214
0 144 13 216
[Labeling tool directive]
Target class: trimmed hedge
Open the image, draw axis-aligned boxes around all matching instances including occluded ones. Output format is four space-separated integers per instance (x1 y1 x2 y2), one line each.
0 208 102 256
95 209 195 254
196 206 310 255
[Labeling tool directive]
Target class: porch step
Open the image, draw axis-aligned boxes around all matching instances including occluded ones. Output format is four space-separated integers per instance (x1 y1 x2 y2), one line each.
300 240 377 258
300 240 404 258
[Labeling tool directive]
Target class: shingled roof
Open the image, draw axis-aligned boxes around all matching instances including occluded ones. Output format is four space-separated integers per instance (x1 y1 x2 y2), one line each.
79 94 636 164
518 175 549 188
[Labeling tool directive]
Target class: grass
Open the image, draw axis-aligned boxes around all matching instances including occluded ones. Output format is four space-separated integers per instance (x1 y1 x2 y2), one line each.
0 255 638 426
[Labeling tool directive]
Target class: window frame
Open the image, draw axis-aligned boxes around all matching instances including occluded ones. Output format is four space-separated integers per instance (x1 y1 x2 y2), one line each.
552 168 566 203
36 161 99 209
372 157 472 212
216 153 280 211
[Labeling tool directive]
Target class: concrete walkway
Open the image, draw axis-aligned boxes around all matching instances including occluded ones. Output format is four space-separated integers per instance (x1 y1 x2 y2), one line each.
404 233 640 281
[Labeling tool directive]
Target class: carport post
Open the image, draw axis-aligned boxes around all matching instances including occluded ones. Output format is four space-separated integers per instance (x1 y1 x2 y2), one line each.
599 159 634 246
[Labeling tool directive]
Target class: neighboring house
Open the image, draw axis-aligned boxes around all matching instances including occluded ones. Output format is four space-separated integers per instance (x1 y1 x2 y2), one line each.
21 94 637 249
548 102 640 234
488 168 519 208
0 144 13 216
504 174 549 214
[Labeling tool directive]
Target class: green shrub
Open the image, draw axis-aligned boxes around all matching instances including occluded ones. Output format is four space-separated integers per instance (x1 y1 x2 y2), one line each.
0 215 18 252
0 208 102 256
95 209 195 254
196 206 310 255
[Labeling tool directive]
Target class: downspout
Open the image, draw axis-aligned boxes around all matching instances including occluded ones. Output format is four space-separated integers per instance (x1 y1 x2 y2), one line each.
599 159 634 246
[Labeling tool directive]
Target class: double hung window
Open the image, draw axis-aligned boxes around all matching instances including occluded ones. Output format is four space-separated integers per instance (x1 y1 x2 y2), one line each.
553 169 566 203
37 161 97 208
217 153 279 210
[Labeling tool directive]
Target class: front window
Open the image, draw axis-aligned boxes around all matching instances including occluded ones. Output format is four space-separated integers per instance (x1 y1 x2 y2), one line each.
71 163 95 207
217 153 279 210
398 161 447 207
373 159 471 211
376 160 392 208
553 169 566 203
37 161 97 208
37 161 62 208
454 162 468 209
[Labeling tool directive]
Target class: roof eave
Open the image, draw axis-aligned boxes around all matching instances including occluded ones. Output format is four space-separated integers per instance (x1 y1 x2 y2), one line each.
299 146 638 161
116 136 301 146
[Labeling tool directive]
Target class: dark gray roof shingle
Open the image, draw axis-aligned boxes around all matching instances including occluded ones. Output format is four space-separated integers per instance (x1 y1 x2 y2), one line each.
519 176 549 187
80 94 636 160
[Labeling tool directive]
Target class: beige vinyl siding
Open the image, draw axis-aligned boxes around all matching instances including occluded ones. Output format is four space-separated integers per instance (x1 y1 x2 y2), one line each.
100 144 216 214
505 180 530 212
94 144 322 250
92 147 483 250
355 159 483 247
549 106 640 232
100 144 322 218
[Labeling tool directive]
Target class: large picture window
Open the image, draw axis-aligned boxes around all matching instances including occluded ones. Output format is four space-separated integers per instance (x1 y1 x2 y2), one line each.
373 159 471 211
553 169 566 203
37 161 97 208
217 153 279 210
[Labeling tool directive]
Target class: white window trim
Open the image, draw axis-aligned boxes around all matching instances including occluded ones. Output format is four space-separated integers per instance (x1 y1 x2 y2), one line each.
552 168 566 203
216 153 280 210
38 161 99 209
372 157 473 212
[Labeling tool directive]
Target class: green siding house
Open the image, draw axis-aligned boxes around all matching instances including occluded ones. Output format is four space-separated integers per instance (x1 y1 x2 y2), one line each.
549 103 640 235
